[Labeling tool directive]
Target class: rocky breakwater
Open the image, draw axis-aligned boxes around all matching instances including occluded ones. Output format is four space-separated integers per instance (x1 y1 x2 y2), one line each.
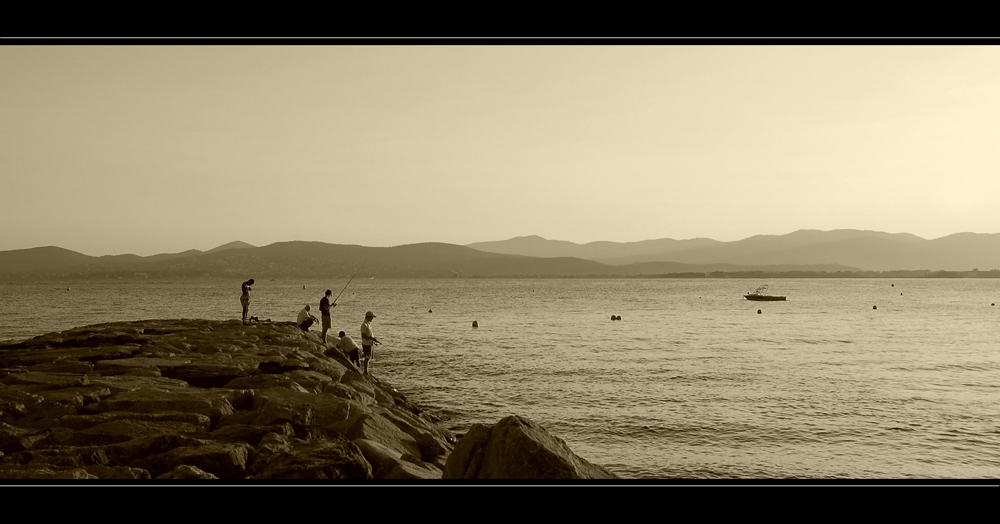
0 319 619 481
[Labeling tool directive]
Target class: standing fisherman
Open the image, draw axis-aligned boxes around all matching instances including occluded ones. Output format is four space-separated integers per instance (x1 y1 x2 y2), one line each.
319 289 337 346
240 278 254 325
360 310 380 375
323 258 368 346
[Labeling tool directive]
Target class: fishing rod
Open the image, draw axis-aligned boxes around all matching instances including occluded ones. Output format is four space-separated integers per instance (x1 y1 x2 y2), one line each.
333 258 369 305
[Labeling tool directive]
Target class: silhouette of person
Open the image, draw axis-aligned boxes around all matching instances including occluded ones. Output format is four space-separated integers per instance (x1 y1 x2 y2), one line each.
241 278 254 325
319 289 338 346
360 311 380 375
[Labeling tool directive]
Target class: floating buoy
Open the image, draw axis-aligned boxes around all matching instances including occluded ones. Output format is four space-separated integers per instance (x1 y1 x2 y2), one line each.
757 309 762 314
66 287 70 291
428 309 432 313
472 320 478 328
900 293 903 296
992 303 995 306
303 285 306 289
616 315 622 320
891 284 894 287
611 315 616 320
873 305 877 310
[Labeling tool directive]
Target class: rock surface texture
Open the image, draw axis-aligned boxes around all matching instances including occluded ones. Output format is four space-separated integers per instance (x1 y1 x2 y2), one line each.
0 320 616 481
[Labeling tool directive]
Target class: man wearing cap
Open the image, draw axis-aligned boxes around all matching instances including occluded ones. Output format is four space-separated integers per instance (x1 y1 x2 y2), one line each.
319 289 337 346
360 311 380 375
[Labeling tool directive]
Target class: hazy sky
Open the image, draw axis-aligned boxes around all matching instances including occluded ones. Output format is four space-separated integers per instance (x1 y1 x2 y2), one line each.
2 45 998 256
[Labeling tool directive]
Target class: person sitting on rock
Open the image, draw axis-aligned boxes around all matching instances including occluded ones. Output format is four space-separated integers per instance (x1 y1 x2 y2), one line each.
337 330 361 367
296 304 319 331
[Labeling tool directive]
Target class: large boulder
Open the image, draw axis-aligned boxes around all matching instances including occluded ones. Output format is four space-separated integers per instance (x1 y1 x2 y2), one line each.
442 415 619 480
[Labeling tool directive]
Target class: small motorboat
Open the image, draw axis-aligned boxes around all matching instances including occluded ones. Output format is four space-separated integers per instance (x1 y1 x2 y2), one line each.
744 284 786 301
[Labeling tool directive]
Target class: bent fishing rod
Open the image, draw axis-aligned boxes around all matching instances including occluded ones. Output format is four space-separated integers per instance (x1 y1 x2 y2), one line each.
333 258 369 305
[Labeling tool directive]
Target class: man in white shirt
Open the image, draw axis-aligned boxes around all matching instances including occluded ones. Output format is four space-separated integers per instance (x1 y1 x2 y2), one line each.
337 330 361 368
296 305 319 331
360 311 380 375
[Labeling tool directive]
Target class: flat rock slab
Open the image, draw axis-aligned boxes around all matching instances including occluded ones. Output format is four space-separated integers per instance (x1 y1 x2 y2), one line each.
0 372 90 391
209 423 295 447
85 375 192 394
0 464 98 479
58 418 209 447
84 464 152 479
54 411 212 431
346 413 422 459
249 433 372 480
85 388 251 425
159 356 266 388
98 434 208 467
94 357 193 371
382 458 443 480
12 446 110 469
33 387 112 408
132 441 250 479
156 464 218 479
245 388 366 428
27 361 95 374
222 374 309 393
0 346 141 367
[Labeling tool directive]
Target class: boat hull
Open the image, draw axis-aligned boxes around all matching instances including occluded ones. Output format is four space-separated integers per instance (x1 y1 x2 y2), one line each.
744 295 786 301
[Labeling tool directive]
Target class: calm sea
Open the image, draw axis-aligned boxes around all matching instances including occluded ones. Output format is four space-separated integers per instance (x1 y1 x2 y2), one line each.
1 277 998 479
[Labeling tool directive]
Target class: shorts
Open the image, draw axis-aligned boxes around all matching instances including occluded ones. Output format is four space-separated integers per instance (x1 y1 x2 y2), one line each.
298 319 314 331
362 344 373 359
240 295 250 308
348 348 360 366
321 314 331 330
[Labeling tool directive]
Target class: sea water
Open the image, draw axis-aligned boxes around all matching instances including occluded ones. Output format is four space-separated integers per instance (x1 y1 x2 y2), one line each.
1 277 998 479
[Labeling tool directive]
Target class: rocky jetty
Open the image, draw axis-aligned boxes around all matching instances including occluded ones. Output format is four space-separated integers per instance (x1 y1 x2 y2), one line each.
0 319 617 481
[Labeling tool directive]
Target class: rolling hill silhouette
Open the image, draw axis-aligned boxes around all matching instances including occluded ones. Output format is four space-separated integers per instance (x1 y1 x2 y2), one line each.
2 229 997 279
468 230 1000 271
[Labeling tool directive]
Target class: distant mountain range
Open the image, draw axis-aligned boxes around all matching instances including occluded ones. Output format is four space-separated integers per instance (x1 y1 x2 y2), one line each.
0 229 997 280
467 230 1000 272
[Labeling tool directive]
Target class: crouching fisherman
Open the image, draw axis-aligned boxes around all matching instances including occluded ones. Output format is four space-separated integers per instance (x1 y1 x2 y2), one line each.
337 330 361 368
297 304 319 331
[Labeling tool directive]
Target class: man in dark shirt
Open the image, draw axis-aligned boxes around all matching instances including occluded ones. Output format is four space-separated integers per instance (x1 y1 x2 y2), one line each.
319 289 337 346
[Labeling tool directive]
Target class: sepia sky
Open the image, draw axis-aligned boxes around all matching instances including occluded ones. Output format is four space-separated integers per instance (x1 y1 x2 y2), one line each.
2 44 999 256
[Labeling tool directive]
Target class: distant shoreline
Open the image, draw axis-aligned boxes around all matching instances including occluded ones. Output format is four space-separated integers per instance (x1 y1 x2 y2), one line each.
3 270 1000 281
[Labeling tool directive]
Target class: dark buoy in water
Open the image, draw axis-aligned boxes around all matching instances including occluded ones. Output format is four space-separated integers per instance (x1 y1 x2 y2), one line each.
303 285 306 289
891 284 894 287
900 293 903 296
611 315 616 320
757 309 762 314
616 315 622 320
472 320 478 328
992 303 995 306
428 309 432 313
873 305 877 310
